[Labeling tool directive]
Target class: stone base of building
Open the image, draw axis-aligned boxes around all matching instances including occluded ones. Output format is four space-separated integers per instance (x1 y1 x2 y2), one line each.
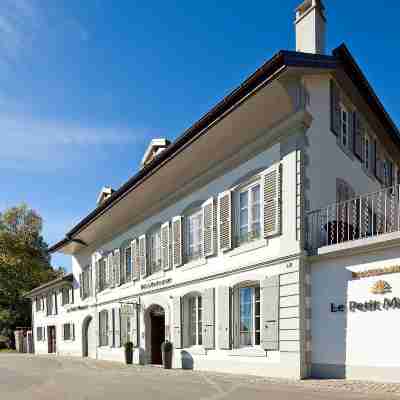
311 363 400 383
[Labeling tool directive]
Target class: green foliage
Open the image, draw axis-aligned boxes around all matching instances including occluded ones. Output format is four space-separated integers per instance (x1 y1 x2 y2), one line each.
0 204 61 342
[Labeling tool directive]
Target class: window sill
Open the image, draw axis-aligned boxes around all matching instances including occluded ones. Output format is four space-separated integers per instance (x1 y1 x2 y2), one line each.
229 346 266 357
181 257 207 271
182 345 207 355
229 239 267 257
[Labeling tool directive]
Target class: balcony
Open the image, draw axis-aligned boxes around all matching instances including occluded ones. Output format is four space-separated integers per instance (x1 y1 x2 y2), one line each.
306 185 400 254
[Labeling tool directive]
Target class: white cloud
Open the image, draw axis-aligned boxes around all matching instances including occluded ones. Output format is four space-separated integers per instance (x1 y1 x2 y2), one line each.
0 111 146 171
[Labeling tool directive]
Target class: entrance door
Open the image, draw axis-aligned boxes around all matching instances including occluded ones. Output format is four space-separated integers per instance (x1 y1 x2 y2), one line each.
47 326 56 353
151 312 165 365
83 316 96 358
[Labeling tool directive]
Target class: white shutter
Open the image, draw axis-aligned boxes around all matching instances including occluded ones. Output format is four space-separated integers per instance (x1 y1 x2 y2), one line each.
107 253 113 288
202 197 214 257
161 222 171 271
202 288 215 349
115 308 121 347
114 249 121 286
232 287 240 349
95 260 100 293
172 296 182 348
108 309 114 347
172 216 183 267
218 191 232 251
139 235 147 278
131 239 140 280
263 163 282 238
132 305 139 347
218 286 230 349
261 276 280 351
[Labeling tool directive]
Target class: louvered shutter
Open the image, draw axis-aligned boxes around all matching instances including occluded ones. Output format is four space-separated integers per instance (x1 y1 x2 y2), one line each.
107 253 113 288
261 276 280 351
202 197 214 257
115 249 121 286
138 235 147 278
115 308 121 347
161 222 171 271
330 79 340 135
218 191 232 251
232 287 240 349
182 298 191 348
263 163 282 238
120 248 126 284
202 288 215 349
172 216 183 267
95 260 100 293
218 286 230 349
108 310 114 347
348 111 354 153
353 111 363 160
131 239 140 280
79 275 83 299
132 305 139 347
172 296 182 348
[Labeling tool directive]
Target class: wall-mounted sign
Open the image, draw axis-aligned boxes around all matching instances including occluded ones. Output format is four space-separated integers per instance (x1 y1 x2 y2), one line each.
67 305 88 313
331 297 400 313
140 278 172 291
370 280 392 295
352 265 400 279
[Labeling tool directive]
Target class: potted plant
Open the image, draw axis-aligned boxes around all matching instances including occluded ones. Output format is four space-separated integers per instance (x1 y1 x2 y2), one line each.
124 341 133 365
161 340 173 369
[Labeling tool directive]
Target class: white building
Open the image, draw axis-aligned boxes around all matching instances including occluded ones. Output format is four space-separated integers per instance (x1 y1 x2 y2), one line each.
27 0 400 382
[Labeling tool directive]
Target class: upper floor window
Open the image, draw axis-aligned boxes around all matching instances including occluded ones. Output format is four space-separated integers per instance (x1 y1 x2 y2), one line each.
340 105 349 149
46 292 57 316
80 266 91 300
148 229 162 274
185 210 203 262
124 245 132 281
98 258 107 292
236 182 262 245
35 296 44 312
234 283 260 347
61 286 73 305
99 310 109 347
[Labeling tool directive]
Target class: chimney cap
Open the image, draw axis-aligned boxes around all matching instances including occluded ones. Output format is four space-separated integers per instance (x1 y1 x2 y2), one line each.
296 0 326 22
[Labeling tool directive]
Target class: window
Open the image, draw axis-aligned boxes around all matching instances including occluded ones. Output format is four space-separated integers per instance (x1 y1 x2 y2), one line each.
238 285 260 347
124 246 132 281
80 266 91 299
383 159 393 187
36 327 44 341
148 229 162 274
186 210 203 262
237 182 261 245
61 287 72 305
63 323 74 341
340 105 349 149
99 310 109 347
99 258 107 292
35 297 43 312
188 296 202 346
46 293 57 316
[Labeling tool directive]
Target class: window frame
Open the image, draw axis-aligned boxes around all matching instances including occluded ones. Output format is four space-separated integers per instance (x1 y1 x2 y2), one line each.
185 209 203 262
148 228 162 275
63 323 74 341
235 180 262 246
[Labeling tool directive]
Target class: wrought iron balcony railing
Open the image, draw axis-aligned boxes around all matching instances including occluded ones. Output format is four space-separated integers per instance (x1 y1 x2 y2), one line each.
306 184 400 254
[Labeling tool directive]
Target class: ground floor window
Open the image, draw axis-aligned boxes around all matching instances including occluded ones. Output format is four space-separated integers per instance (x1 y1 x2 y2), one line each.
36 327 45 341
99 310 109 346
233 284 260 347
62 323 75 341
188 295 202 346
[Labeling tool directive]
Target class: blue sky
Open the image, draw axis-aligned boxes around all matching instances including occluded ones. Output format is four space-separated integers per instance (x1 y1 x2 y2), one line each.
1 0 399 272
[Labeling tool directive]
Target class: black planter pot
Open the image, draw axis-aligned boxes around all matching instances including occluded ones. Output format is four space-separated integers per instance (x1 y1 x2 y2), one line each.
161 341 173 369
124 342 133 365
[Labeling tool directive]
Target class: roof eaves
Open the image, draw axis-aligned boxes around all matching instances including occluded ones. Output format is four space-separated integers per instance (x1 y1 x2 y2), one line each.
25 273 73 298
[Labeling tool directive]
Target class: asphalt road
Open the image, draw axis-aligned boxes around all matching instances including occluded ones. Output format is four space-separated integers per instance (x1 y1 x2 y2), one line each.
0 354 397 400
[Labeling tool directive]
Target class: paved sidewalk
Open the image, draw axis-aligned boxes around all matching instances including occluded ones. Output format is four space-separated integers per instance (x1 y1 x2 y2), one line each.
1 354 399 399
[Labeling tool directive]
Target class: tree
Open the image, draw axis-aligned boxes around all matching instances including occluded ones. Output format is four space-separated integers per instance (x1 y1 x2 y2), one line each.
0 204 62 342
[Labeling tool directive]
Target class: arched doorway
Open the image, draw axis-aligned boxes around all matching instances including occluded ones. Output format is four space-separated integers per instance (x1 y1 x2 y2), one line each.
82 316 96 358
146 305 165 365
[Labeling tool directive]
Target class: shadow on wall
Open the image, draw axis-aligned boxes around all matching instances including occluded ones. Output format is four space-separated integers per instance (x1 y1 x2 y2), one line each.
181 350 194 370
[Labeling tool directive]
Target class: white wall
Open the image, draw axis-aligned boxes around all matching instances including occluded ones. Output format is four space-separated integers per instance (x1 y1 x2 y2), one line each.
311 246 400 382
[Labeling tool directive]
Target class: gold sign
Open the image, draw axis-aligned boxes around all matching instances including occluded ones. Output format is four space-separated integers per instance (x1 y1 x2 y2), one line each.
370 280 392 295
352 265 400 279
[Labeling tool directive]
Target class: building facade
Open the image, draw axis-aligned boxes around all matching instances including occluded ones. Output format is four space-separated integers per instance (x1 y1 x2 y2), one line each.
27 0 400 382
